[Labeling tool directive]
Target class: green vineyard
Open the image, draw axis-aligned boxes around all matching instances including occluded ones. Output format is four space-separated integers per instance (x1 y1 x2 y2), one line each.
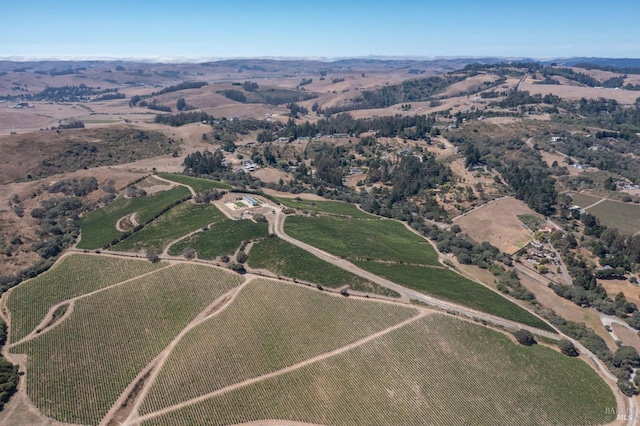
285 215 440 265
7 254 166 342
112 202 224 253
11 263 244 425
168 219 269 259
139 279 417 414
141 315 615 426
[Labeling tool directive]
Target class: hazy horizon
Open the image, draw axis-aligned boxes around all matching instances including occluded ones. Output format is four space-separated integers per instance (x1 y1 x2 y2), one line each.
4 0 640 59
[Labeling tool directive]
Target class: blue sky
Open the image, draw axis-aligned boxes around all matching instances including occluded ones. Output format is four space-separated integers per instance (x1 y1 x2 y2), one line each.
2 0 639 60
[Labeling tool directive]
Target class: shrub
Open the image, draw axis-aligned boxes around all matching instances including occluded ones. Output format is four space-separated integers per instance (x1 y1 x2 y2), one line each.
558 339 579 356
513 329 536 346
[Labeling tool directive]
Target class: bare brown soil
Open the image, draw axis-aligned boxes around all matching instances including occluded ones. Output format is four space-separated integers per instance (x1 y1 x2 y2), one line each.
599 279 640 303
116 213 139 233
454 197 538 254
35 303 69 334
516 268 618 351
106 368 154 426
612 324 640 353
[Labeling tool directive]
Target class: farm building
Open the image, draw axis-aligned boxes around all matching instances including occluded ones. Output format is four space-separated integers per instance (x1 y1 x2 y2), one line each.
242 195 260 207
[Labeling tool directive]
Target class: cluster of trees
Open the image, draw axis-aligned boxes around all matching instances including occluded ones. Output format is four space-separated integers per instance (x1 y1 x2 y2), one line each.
545 211 640 324
55 120 85 130
417 225 512 269
574 62 640 75
387 155 451 204
0 320 18 410
579 211 640 266
496 270 536 302
218 87 317 105
176 97 195 111
30 197 83 259
287 103 308 118
242 81 259 91
312 145 346 187
492 91 561 108
501 164 557 215
0 84 120 102
46 177 98 197
219 89 247 103
146 100 171 112
318 76 464 115
151 81 207 96
154 111 214 127
93 92 126 101
277 112 436 141
183 150 227 176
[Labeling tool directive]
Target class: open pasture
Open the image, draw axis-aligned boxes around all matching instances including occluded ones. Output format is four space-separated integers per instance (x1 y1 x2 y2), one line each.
275 196 377 218
7 254 166 342
454 197 539 254
284 215 439 265
354 261 552 331
77 186 190 249
142 315 614 426
157 173 231 192
11 263 243 425
168 218 268 259
112 202 224 253
139 278 417 414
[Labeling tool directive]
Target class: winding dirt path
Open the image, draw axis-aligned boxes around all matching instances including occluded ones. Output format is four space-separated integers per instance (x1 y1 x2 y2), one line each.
9 263 174 348
115 212 139 232
123 310 428 426
154 175 196 197
102 279 251 426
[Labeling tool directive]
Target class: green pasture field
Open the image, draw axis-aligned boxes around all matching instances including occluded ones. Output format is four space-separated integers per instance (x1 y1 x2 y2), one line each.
247 237 398 297
112 203 224 253
275 197 377 218
167 219 268 259
353 261 552 331
157 173 232 192
139 279 417 414
7 254 166 342
284 215 439 265
142 315 614 426
12 263 244 425
588 199 640 236
77 186 191 249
